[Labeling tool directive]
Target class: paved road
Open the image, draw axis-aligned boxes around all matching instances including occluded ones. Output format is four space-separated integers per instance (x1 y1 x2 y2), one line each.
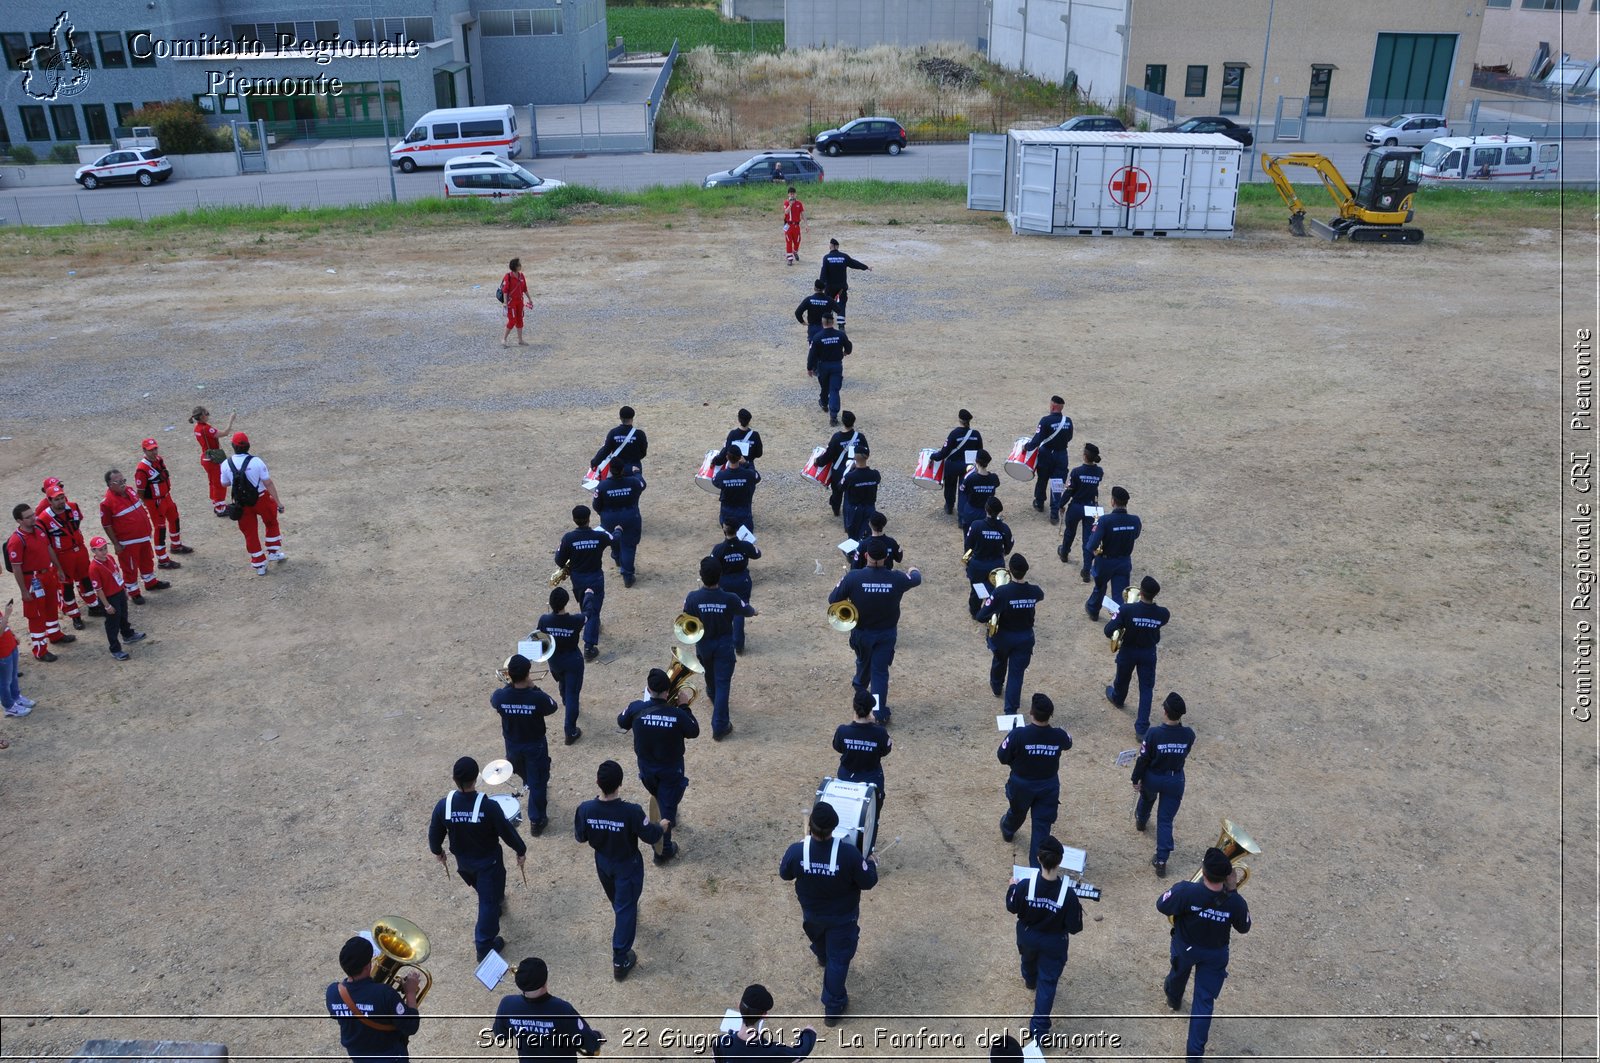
1 139 1590 227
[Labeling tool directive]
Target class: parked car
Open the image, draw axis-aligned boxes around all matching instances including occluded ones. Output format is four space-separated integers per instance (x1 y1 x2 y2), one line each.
814 116 908 156
703 151 824 188
75 148 172 189
1364 113 1450 147
442 155 564 198
1158 116 1254 147
1055 115 1127 132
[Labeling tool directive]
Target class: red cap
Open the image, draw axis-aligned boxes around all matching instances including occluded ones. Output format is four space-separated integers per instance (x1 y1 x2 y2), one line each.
88 535 109 549
141 437 159 450
41 476 64 496
231 431 250 447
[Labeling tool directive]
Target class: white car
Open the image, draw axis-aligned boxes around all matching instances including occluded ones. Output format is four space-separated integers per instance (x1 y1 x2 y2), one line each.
442 154 564 198
1365 114 1450 147
75 148 173 189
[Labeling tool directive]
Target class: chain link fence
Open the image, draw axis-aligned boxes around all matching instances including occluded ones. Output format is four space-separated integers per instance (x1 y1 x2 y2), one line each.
0 174 439 227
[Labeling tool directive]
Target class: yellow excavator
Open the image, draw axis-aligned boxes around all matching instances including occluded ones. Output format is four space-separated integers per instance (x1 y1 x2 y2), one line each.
1261 147 1424 244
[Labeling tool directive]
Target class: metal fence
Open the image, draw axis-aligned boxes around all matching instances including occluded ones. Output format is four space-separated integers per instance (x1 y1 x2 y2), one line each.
1466 95 1600 139
1123 86 1176 123
530 103 653 154
645 38 681 151
259 115 408 144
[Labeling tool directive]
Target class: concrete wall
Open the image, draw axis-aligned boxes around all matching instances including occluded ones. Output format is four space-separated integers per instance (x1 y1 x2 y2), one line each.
722 0 786 21
476 0 612 105
785 0 986 50
1128 0 1485 122
986 0 1127 103
1478 6 1599 74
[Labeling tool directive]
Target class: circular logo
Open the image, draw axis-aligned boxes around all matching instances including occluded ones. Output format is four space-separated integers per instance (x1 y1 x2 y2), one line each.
1108 166 1152 207
43 52 92 98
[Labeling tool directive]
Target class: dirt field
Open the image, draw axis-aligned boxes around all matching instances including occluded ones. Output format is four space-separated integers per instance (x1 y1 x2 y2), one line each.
0 201 1588 1062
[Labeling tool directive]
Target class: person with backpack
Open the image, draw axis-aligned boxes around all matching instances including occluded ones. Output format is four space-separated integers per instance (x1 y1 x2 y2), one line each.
501 257 533 348
219 431 286 576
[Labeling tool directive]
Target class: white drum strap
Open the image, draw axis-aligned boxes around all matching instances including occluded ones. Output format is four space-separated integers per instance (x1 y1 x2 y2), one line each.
1040 417 1066 448
956 429 974 452
801 836 840 874
836 433 859 470
446 791 485 823
1026 874 1072 904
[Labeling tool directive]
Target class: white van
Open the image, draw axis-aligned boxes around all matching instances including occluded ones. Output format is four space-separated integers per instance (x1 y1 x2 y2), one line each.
442 155 565 198
391 105 520 173
1418 134 1561 184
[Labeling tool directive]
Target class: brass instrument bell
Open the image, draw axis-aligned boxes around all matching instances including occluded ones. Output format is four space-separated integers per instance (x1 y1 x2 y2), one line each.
827 600 859 632
1108 586 1140 653
1168 819 1261 926
989 566 1012 589
665 643 704 705
371 916 433 1003
673 611 705 645
548 563 572 589
961 547 974 564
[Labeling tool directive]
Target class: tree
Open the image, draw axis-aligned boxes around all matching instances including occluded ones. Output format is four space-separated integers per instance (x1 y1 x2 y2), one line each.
125 100 228 154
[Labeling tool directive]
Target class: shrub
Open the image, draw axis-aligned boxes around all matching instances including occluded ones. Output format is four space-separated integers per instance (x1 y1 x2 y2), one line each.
125 101 228 154
49 143 80 164
10 144 38 164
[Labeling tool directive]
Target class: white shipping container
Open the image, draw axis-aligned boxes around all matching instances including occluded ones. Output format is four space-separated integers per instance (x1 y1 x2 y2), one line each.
967 130 1243 238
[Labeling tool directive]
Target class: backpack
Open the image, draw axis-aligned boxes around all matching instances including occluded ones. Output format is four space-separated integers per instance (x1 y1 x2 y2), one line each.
227 455 259 519
495 284 505 304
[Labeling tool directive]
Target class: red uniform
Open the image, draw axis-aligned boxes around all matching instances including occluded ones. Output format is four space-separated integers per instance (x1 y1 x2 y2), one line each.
6 524 64 658
219 452 283 573
88 554 125 608
134 454 183 562
100 486 156 594
194 420 228 515
36 497 98 619
503 270 529 329
783 196 805 261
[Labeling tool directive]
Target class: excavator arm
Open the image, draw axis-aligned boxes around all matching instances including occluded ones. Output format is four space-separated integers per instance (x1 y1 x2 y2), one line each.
1260 150 1422 244
1261 152 1362 237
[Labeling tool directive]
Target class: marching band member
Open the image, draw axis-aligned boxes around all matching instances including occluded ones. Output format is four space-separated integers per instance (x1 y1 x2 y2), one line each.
818 412 866 518
717 408 765 471
1131 692 1194 876
832 690 890 816
778 802 878 1027
806 312 852 427
818 238 870 330
135 438 191 568
428 756 527 962
573 759 669 980
958 450 1000 536
794 279 841 349
963 497 1013 620
837 449 880 542
712 984 817 1061
713 451 761 533
617 668 700 860
1084 486 1140 621
555 506 617 663
1058 443 1104 580
997 693 1072 867
682 558 756 741
1005 835 1085 1041
594 463 646 589
930 409 982 517
492 653 560 836
189 406 235 518
326 936 422 1063
1023 395 1074 523
1104 575 1171 739
491 957 604 1063
850 512 901 570
537 587 586 745
591 406 648 478
977 553 1042 715
827 546 920 725
1156 848 1252 1061
711 521 760 656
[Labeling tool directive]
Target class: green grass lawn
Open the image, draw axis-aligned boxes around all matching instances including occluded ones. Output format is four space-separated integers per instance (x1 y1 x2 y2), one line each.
607 6 784 53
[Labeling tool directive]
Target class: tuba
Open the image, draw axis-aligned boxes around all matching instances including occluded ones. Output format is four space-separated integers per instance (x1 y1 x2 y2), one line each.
549 562 572 589
1108 586 1140 653
371 916 433 1003
989 565 1012 590
827 600 859 632
665 644 704 705
1169 819 1261 925
501 632 557 683
673 611 705 644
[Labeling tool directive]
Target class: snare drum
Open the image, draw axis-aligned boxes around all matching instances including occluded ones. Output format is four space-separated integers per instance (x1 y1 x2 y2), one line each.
583 458 613 491
489 793 522 828
1003 436 1039 481
801 446 831 488
912 448 944 490
816 776 879 856
695 449 721 495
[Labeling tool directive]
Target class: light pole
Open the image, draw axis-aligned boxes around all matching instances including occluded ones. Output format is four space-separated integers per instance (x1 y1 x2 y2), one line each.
1246 0 1274 181
371 0 398 203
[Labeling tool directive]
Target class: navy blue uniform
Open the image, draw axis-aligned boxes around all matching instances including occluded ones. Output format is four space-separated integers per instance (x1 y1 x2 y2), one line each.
959 468 1000 533
574 797 664 964
963 517 1013 619
779 835 878 1018
429 790 528 958
491 992 603 1063
492 682 559 826
977 580 1042 713
591 424 647 474
828 567 921 723
1104 599 1170 737
1157 881 1251 1060
832 718 892 813
931 425 982 515
327 976 419 1063
713 1027 819 1062
795 291 842 345
1026 412 1074 517
617 694 700 852
537 610 585 739
850 533 901 570
1006 872 1084 1038
556 526 617 651
1132 721 1195 864
997 721 1072 867
1059 462 1103 576
711 537 761 654
594 472 646 583
682 586 754 737
1084 508 1141 620
807 328 853 418
718 427 764 470
819 430 866 516
839 465 881 541
818 248 868 322
713 464 762 532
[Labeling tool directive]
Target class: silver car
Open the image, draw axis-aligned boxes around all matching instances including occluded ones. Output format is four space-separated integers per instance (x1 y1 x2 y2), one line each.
1365 113 1451 147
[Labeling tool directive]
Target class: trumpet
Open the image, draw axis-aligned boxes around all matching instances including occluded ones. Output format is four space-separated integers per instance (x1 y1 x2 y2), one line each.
962 547 974 564
827 600 859 632
549 562 571 589
1169 819 1261 926
665 643 704 705
371 916 433 1004
1108 586 1140 653
673 611 705 644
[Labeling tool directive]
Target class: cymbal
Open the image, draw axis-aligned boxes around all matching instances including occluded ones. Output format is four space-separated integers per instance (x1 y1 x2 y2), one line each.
481 759 515 786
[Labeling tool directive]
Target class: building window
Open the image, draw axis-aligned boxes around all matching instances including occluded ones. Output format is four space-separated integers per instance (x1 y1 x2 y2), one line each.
128 30 156 67
1 32 30 70
50 103 79 139
1522 0 1579 8
1309 66 1333 117
1144 64 1167 96
480 9 565 37
1220 64 1246 114
1184 65 1207 97
234 21 341 48
82 102 110 141
96 30 126 66
114 101 136 126
19 104 49 140
1485 0 1512 5
354 17 434 45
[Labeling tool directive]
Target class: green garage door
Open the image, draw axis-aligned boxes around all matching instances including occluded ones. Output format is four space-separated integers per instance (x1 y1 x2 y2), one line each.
1366 33 1457 116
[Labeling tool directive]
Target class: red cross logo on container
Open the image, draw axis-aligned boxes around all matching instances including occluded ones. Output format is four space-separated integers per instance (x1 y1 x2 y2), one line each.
1109 166 1151 206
